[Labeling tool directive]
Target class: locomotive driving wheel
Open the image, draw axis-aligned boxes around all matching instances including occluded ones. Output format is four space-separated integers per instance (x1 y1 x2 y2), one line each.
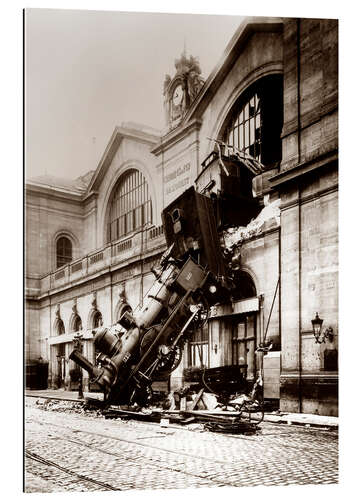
155 343 183 375
140 326 183 376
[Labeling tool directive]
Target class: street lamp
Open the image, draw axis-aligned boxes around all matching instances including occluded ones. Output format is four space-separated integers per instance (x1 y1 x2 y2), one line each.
73 332 84 399
311 313 334 344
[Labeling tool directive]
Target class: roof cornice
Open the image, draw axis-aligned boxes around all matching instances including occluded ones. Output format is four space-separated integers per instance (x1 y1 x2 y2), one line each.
25 182 84 202
151 118 202 156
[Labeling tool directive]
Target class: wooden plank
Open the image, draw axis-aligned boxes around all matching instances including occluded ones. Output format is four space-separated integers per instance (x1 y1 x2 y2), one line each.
191 388 205 410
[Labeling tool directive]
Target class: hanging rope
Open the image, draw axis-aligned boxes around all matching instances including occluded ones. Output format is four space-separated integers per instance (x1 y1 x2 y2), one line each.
262 277 280 346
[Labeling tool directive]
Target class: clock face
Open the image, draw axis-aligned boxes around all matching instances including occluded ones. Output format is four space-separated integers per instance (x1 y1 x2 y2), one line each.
173 84 183 106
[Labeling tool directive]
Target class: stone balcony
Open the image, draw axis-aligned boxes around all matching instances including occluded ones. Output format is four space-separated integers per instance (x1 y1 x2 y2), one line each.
27 225 166 298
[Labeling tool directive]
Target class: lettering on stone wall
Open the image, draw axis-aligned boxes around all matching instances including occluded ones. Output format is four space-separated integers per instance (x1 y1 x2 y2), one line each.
164 163 191 196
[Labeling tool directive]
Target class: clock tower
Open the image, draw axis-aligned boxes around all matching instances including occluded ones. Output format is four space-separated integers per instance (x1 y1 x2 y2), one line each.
163 52 205 130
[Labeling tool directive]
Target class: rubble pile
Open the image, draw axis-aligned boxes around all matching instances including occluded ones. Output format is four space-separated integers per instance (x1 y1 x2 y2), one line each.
33 398 104 418
102 386 263 434
222 198 281 256
25 387 263 434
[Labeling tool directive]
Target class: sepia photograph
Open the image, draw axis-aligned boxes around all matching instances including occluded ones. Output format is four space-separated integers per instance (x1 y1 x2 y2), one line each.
23 3 340 495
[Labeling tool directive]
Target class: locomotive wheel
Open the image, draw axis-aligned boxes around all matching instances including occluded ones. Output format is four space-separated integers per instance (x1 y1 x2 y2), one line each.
140 327 183 376
155 344 183 375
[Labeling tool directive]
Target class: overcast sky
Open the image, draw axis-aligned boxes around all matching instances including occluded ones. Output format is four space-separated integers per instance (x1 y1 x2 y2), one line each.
25 9 242 181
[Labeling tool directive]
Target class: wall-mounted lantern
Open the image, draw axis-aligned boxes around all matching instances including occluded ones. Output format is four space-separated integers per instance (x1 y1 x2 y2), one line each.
311 313 334 344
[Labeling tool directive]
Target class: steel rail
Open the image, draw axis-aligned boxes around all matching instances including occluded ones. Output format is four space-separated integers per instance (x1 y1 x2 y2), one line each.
25 449 120 491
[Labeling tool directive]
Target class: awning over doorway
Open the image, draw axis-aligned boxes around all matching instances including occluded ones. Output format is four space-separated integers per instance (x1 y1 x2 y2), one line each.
209 297 259 318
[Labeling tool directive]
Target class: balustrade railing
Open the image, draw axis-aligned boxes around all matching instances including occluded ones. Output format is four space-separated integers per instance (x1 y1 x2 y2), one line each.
43 225 166 292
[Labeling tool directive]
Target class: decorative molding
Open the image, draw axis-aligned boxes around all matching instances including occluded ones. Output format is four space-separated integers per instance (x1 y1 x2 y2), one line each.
117 283 126 302
151 118 202 156
270 150 338 188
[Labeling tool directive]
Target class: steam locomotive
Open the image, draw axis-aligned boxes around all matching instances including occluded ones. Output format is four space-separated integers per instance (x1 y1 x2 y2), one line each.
69 184 237 406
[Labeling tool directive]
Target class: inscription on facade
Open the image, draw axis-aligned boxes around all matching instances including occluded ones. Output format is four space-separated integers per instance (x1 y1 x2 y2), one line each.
164 163 191 197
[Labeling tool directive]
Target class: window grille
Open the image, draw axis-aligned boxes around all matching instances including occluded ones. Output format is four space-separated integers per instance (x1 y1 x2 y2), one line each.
224 93 262 161
189 324 209 367
232 314 256 381
222 75 283 168
108 170 152 242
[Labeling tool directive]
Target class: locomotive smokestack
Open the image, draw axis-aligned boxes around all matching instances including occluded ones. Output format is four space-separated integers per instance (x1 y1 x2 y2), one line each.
69 349 102 380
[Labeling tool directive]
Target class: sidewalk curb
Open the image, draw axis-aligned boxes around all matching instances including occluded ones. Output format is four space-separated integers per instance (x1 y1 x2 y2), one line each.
264 413 338 429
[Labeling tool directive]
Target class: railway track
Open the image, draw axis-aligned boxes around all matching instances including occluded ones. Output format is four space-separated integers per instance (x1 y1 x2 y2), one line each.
26 417 242 489
25 401 339 492
25 449 120 491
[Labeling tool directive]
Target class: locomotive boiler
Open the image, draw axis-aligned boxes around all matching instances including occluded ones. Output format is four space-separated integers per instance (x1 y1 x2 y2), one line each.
70 186 232 406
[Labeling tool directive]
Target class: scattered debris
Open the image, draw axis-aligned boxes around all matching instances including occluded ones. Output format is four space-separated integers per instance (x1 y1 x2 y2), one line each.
223 198 281 250
27 385 264 435
204 421 258 435
31 398 104 418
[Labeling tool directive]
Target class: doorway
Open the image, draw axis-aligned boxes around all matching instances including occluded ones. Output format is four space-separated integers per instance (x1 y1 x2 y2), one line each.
56 343 66 388
232 313 257 382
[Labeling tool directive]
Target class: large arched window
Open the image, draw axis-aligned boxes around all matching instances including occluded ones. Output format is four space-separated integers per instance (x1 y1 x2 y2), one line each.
107 169 152 242
56 236 72 268
222 75 283 168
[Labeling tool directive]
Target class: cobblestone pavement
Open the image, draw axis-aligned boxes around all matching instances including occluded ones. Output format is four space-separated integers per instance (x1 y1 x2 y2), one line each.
24 398 338 493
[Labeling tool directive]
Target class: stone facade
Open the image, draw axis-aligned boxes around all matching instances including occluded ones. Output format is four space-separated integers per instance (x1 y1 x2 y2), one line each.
25 16 338 415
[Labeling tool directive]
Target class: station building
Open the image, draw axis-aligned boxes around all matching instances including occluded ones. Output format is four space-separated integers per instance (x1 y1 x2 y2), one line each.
25 16 338 415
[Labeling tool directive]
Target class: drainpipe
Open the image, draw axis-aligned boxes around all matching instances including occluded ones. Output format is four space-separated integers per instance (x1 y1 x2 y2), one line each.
297 18 301 164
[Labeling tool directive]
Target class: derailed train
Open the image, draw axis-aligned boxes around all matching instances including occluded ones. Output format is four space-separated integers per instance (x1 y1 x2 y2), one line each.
70 168 254 406
70 252 220 405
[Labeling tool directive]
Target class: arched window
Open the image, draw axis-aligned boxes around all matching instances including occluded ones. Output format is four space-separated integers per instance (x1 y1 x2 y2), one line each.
107 169 152 242
72 315 82 333
93 311 103 329
55 319 65 336
233 271 257 301
56 236 72 268
92 311 103 366
222 75 283 168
